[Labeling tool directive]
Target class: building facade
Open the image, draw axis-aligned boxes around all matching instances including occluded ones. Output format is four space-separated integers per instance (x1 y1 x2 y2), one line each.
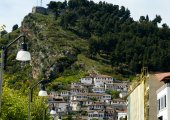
128 69 164 120
70 93 111 101
81 76 93 84
156 73 170 120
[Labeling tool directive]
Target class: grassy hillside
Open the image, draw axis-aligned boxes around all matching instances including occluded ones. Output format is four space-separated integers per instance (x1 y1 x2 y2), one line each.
0 12 128 92
47 0 170 73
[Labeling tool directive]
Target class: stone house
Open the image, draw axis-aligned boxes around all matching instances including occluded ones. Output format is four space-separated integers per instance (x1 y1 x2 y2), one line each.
32 6 47 14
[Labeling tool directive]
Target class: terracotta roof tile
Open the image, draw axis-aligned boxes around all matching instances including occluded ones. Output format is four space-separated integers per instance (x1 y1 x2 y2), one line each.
154 72 170 81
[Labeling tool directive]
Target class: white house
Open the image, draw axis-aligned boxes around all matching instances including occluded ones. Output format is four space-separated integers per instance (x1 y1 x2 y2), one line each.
70 93 111 101
81 76 93 84
81 74 113 86
92 86 105 93
93 74 113 86
116 109 127 120
157 83 170 120
88 102 105 110
70 88 88 95
88 110 105 120
112 99 126 105
156 73 170 120
60 90 70 97
48 101 68 113
88 107 116 120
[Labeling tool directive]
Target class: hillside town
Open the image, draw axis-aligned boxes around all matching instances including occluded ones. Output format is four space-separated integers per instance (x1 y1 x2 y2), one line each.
48 73 128 120
48 68 170 120
1 0 170 120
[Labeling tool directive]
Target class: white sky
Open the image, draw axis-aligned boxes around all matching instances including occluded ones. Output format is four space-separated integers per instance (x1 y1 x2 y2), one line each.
0 0 170 32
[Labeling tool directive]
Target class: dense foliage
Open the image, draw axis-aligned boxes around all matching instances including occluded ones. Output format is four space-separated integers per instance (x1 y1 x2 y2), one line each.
1 81 50 120
0 30 50 119
48 0 170 73
105 90 120 99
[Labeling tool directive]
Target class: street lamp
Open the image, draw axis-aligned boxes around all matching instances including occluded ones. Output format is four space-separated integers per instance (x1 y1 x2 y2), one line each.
50 104 62 120
39 84 48 96
16 42 31 61
0 33 31 111
50 103 57 120
50 104 57 115
28 79 49 120
58 108 62 120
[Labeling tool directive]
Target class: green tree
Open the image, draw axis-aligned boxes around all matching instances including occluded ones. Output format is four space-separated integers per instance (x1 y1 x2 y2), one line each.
152 15 162 25
12 24 18 31
62 115 74 120
0 75 50 120
105 90 120 99
0 30 7 37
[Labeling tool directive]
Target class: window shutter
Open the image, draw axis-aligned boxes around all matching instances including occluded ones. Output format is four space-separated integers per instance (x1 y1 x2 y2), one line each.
165 95 166 108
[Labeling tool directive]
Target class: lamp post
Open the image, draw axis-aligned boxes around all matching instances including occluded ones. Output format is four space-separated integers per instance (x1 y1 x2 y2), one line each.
50 103 57 120
28 79 48 120
0 33 31 111
50 103 62 120
58 108 62 120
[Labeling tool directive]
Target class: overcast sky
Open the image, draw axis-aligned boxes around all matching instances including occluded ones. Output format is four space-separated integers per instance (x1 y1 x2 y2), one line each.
0 0 170 32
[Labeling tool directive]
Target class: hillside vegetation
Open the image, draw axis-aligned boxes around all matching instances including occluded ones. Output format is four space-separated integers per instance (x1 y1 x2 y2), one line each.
0 0 170 119
47 0 170 73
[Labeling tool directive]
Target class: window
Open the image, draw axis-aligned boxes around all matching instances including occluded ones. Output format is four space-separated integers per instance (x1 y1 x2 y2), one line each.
161 97 164 109
164 95 166 108
157 99 160 111
158 95 167 112
158 116 163 120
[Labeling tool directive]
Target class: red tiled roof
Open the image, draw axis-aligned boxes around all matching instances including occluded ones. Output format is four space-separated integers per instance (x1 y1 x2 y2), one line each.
154 72 170 81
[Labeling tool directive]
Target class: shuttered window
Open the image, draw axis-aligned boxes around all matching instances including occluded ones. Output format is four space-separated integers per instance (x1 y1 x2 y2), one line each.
157 99 160 111
161 97 164 109
158 95 167 112
164 95 166 108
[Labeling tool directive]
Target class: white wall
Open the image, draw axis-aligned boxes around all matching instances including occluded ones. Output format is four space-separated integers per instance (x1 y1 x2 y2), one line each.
157 85 170 120
94 77 113 86
57 103 68 112
92 87 105 93
88 111 104 120
118 112 127 120
81 78 92 84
